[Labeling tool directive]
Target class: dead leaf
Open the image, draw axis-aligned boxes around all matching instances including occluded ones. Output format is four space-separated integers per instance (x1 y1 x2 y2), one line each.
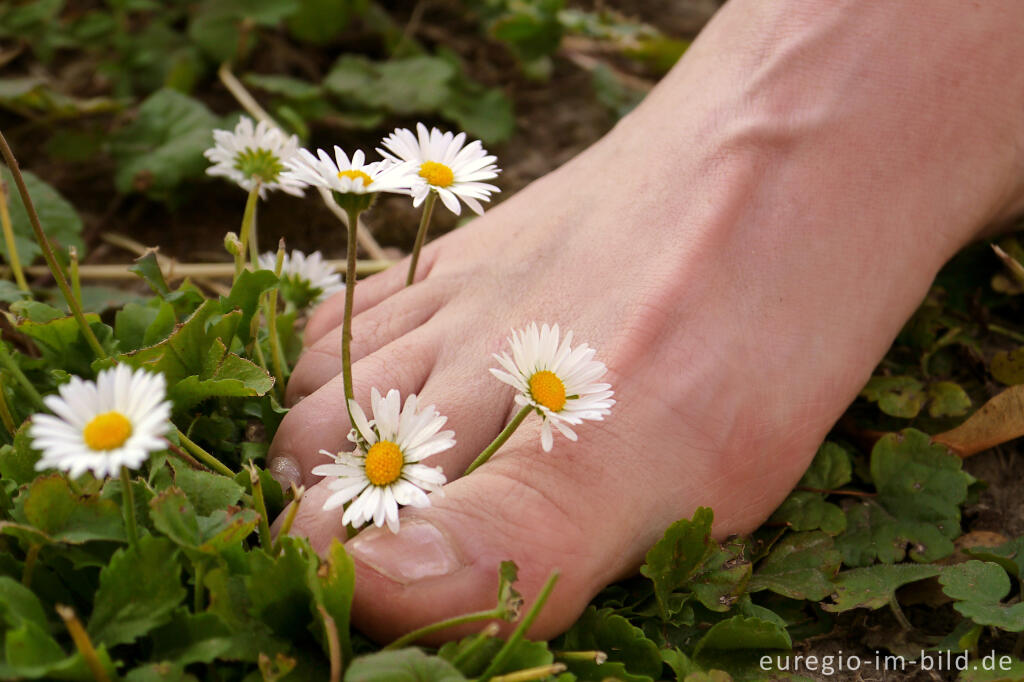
932 385 1024 456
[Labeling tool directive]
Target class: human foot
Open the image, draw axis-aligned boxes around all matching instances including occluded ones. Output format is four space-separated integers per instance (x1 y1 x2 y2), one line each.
268 0 1024 643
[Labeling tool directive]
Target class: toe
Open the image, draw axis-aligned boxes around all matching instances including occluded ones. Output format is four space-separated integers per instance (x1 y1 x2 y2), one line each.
269 327 441 488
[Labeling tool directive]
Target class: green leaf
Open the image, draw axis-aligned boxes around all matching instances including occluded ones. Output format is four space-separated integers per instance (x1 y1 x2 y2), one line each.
799 442 852 489
114 301 161 352
823 563 941 612
17 311 113 378
286 0 367 45
439 78 515 144
749 532 841 601
990 347 1024 385
4 619 65 670
939 560 1024 632
129 251 171 297
11 474 125 544
189 0 300 62
324 55 457 114
87 536 187 646
345 648 467 682
169 459 244 516
0 167 83 267
220 268 278 345
871 429 969 532
169 338 274 411
834 499 954 566
691 616 791 659
124 662 188 682
639 507 715 619
308 539 355 665
965 536 1024 579
927 381 971 417
110 89 219 198
768 492 846 535
150 487 257 557
245 537 318 638
689 539 751 612
149 609 237 666
243 73 322 100
559 606 663 681
496 560 524 620
0 575 48 629
0 426 41 486
860 375 925 418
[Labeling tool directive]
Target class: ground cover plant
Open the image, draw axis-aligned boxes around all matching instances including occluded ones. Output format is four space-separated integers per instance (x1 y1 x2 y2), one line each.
1 1 1023 680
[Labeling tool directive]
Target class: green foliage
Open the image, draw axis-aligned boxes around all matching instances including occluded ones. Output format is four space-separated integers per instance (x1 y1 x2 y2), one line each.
824 564 941 612
0 167 83 267
940 561 1024 631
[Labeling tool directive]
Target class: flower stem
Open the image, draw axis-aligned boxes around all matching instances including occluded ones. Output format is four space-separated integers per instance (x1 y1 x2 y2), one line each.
272 484 304 555
56 605 111 682
384 607 505 650
248 463 273 550
450 622 500 669
464 405 532 476
175 427 234 477
0 342 45 411
236 183 261 277
0 130 108 360
120 466 139 547
0 378 15 437
406 192 437 286
342 207 364 438
68 246 82 309
266 242 287 401
490 664 568 682
478 571 560 682
21 543 39 588
0 180 28 291
317 604 343 682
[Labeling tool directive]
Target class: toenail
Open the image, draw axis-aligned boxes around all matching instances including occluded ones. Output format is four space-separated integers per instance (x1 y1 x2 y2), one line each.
347 518 463 584
268 456 302 490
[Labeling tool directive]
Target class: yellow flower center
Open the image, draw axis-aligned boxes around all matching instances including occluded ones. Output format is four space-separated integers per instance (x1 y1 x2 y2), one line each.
337 169 372 186
364 440 404 486
418 161 454 188
83 411 133 451
529 371 566 412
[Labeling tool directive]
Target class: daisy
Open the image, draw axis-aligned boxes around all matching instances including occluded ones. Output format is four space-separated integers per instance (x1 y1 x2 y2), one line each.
490 323 615 452
378 123 501 215
312 388 453 533
204 116 307 198
30 365 172 478
257 249 343 307
281 146 413 196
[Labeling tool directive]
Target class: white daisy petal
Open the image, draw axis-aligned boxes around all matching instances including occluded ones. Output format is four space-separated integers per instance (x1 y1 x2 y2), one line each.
29 367 171 477
490 322 614 453
314 387 453 533
204 115 306 197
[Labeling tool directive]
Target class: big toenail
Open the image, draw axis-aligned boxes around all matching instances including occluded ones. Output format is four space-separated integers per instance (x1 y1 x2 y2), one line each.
347 519 463 584
268 456 302 489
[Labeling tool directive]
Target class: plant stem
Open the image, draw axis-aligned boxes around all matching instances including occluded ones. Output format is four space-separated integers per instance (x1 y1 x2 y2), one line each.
249 464 273 550
464 405 532 476
120 466 138 547
0 130 107 360
56 605 111 682
272 484 305 555
0 180 28 291
21 543 39 588
317 604 343 682
266 242 287 401
490 664 568 682
194 561 206 611
236 184 261 277
0 375 17 437
478 571 560 682
342 207 363 438
554 650 608 664
68 246 82 309
384 607 505 651
0 343 45 411
0 258 392 281
450 622 500 669
175 427 234 477
888 595 913 631
406 192 437 286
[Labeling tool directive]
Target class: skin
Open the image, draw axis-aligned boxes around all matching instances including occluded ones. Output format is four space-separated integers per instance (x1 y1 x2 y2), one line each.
268 0 1024 643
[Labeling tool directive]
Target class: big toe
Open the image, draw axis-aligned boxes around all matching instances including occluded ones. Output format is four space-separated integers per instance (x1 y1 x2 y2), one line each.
317 438 674 644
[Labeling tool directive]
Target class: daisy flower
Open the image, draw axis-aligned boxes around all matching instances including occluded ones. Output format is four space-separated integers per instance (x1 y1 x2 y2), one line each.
490 323 615 452
204 116 307 198
30 365 172 478
378 123 501 215
281 146 412 196
312 388 453 533
257 249 343 307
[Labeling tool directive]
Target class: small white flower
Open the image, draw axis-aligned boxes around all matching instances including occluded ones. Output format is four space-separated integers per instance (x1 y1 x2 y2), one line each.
204 116 307 198
281 146 412 195
490 323 614 452
30 365 172 478
312 388 453 533
257 249 343 306
378 123 500 215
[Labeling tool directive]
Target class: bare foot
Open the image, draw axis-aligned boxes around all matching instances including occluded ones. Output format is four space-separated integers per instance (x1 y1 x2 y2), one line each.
269 0 1024 643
